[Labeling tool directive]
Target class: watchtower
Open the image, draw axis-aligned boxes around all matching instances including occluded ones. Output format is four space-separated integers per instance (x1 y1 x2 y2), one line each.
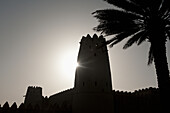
24 86 43 107
73 34 114 113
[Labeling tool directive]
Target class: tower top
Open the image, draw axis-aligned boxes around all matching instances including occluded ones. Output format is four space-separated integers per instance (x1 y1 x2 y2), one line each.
77 34 107 63
80 34 105 45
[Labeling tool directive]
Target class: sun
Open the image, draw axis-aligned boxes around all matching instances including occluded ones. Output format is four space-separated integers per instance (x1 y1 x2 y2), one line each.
75 62 79 68
59 51 78 79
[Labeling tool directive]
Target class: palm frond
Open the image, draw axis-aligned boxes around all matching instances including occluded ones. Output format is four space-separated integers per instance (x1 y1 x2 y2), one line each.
159 0 170 16
94 21 138 34
148 0 162 13
103 0 145 16
131 0 161 9
131 0 163 16
123 30 145 49
108 29 138 47
108 35 125 48
94 25 123 37
162 9 170 21
148 45 154 65
93 9 141 37
161 8 170 19
137 30 149 45
93 9 143 22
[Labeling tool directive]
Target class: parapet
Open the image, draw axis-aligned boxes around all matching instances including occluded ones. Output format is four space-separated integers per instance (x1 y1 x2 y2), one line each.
27 86 42 93
113 87 159 97
28 86 42 89
80 34 105 46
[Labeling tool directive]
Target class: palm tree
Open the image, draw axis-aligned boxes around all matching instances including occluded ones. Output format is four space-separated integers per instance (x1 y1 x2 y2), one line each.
93 0 170 112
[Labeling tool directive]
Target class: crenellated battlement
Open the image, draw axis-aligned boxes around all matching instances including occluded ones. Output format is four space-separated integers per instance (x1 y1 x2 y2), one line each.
113 87 159 96
27 86 42 93
28 86 42 89
78 34 107 60
80 34 105 45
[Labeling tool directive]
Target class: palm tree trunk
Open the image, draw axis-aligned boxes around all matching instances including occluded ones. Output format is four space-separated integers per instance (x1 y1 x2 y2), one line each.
152 39 170 112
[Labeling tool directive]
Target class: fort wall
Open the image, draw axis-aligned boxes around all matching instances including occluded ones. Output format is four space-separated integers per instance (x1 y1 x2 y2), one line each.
113 87 160 113
48 88 74 110
0 87 161 113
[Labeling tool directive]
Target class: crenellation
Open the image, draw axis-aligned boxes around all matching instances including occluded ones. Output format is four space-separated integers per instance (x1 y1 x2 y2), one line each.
92 33 99 39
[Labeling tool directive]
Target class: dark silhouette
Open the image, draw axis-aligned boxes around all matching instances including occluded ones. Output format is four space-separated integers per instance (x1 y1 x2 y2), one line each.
0 87 162 113
72 34 114 113
0 34 169 113
93 0 170 112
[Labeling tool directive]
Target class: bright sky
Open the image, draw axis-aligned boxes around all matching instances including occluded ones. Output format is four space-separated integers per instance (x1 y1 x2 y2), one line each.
0 0 170 105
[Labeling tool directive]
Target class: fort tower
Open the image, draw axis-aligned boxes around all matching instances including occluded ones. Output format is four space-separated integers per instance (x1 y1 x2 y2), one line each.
24 86 43 107
73 34 114 113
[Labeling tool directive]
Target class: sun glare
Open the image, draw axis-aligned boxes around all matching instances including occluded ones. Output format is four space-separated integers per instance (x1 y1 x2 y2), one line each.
59 51 78 79
76 62 79 68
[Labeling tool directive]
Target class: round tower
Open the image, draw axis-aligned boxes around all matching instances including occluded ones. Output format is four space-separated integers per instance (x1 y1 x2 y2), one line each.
73 34 114 113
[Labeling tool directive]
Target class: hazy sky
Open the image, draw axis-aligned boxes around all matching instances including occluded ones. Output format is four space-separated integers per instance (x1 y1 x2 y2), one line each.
0 0 170 105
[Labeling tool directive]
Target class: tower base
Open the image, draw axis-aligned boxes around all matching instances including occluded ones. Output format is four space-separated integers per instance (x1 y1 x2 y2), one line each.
72 92 114 113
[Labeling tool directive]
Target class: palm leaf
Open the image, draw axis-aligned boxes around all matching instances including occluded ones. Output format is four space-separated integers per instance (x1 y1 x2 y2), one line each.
108 29 138 47
94 19 139 37
137 30 149 45
149 0 162 13
93 9 143 22
131 0 161 9
131 0 163 17
161 8 170 20
123 30 145 49
103 0 145 16
148 45 154 65
159 0 170 16
93 9 141 36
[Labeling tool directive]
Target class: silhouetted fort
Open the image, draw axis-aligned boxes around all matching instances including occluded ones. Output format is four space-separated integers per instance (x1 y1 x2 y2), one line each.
0 34 161 113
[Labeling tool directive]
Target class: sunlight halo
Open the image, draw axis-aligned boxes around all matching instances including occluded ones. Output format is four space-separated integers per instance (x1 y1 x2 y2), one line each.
59 51 78 79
